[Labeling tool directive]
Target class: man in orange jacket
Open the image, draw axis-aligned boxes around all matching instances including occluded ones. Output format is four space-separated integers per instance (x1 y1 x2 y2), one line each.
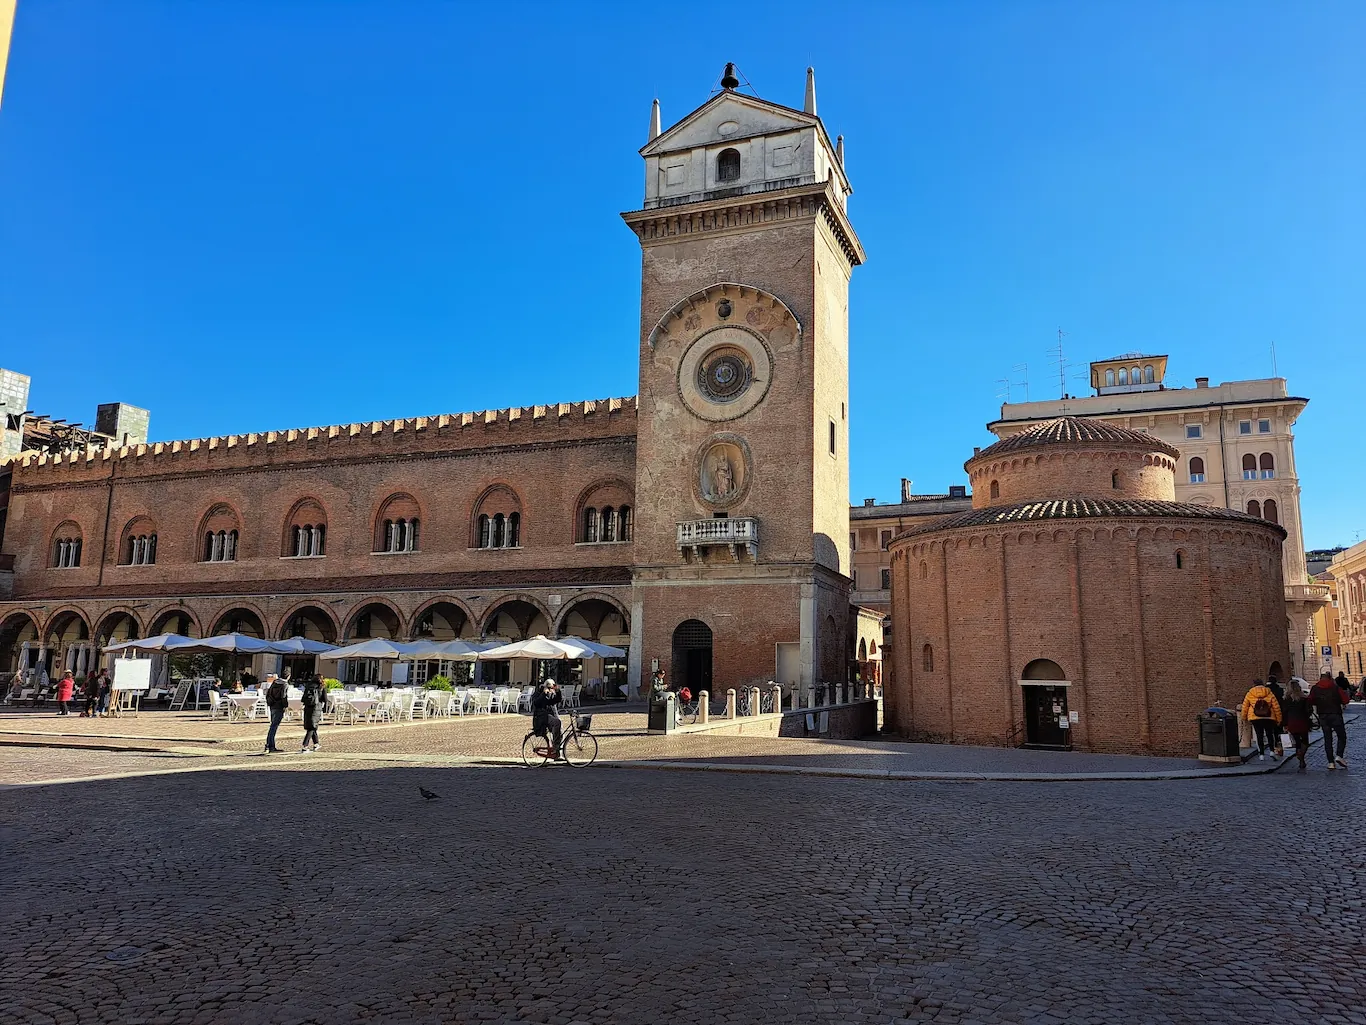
1241 680 1282 761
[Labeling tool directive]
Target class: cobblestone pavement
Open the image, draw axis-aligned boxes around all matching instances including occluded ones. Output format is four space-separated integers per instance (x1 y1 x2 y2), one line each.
3 725 1364 1025
1 705 1283 778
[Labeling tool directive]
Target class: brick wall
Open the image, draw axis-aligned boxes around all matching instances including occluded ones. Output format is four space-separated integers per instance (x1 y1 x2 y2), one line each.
968 445 1178 509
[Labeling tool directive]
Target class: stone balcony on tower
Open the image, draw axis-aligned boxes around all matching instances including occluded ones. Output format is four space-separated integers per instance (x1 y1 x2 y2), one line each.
676 517 759 563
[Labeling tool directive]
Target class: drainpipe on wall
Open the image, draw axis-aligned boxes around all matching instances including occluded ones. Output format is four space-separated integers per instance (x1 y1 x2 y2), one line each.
1218 409 1230 510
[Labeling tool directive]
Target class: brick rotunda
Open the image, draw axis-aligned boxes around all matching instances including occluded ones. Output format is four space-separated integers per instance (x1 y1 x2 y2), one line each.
886 415 1290 756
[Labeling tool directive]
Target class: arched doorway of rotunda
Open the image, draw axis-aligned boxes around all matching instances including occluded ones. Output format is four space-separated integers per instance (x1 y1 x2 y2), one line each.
1020 658 1071 749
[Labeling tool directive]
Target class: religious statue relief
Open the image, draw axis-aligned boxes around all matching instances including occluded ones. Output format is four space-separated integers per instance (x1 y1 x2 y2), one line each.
698 438 748 507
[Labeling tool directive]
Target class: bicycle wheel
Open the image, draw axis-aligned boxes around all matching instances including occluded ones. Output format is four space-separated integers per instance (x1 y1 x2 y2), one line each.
522 732 551 767
684 704 699 725
561 729 598 767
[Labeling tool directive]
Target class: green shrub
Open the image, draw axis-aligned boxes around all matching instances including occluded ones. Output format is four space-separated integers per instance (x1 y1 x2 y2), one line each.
426 675 453 691
322 678 344 691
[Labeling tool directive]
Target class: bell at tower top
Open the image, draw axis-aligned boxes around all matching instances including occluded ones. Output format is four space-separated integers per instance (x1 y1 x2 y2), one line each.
637 65 852 213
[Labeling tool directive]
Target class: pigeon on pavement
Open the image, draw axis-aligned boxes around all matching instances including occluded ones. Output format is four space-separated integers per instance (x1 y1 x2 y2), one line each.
418 787 440 801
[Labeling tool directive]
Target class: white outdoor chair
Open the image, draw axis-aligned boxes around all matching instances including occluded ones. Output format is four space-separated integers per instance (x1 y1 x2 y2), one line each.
207 691 229 719
562 684 580 710
468 689 493 715
397 692 415 721
427 692 452 716
518 686 535 713
409 691 428 720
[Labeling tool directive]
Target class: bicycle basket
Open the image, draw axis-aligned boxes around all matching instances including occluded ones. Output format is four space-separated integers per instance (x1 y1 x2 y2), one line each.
574 715 593 732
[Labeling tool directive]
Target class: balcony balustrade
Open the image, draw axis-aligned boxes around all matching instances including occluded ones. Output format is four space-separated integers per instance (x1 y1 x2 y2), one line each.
677 517 758 563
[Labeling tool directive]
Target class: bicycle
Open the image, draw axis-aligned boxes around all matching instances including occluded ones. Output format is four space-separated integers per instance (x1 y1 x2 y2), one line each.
522 714 599 767
677 689 701 725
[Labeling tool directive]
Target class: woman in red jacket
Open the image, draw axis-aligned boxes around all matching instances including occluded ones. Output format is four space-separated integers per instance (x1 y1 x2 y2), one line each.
54 670 75 716
1280 678 1313 770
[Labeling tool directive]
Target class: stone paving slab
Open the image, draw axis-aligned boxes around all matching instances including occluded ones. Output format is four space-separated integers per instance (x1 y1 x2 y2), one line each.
1 727 1363 1025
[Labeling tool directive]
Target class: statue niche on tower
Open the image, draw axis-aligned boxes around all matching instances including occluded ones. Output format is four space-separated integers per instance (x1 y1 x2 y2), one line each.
699 439 748 507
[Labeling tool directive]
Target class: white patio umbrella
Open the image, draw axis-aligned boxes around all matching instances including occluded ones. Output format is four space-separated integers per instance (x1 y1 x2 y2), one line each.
173 633 277 655
320 638 428 661
266 637 338 655
103 633 197 653
564 637 627 659
478 635 610 660
412 639 493 661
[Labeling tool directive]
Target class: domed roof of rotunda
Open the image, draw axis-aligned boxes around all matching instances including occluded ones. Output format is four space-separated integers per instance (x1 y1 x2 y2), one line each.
968 416 1180 467
895 497 1286 540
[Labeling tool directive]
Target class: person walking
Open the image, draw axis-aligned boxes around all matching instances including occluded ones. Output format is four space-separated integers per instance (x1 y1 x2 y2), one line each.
1336 671 1355 702
81 673 100 717
1280 678 1314 770
1240 679 1282 760
94 668 112 716
54 670 75 716
1309 670 1348 770
262 673 288 754
299 674 324 753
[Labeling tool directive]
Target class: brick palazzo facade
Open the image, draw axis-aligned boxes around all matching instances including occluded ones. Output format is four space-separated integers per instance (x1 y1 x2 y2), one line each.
0 67 865 700
887 416 1290 757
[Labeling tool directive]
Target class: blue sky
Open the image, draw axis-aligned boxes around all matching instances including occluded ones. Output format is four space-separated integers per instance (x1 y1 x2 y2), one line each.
1 2 1361 549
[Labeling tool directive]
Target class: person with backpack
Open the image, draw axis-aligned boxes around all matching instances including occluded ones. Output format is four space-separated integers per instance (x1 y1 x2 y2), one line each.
299 674 324 753
1280 678 1314 771
1240 680 1282 761
263 673 288 754
1310 670 1348 770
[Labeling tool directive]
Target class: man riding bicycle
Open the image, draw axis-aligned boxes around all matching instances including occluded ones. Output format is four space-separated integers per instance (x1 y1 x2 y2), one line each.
531 678 564 759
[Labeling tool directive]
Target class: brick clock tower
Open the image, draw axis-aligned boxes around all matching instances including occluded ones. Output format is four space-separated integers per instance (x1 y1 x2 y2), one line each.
622 65 864 698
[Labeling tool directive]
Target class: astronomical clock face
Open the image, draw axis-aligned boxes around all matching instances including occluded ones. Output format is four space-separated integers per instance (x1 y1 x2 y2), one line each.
676 326 773 422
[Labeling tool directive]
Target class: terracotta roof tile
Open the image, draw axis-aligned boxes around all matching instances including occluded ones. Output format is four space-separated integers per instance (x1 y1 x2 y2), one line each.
897 498 1286 539
970 416 1181 463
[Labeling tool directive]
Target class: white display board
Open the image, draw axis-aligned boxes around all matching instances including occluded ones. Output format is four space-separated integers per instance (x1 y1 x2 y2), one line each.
112 658 153 692
391 663 409 684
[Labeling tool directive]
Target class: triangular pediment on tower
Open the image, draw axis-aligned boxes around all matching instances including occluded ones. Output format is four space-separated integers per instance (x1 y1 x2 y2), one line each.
641 92 817 157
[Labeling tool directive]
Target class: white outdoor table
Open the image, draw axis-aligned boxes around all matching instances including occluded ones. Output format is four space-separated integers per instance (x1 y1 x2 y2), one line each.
345 697 378 721
226 694 262 721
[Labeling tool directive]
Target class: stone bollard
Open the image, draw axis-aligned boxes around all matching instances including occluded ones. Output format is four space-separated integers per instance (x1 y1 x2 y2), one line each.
698 690 709 724
771 685 782 714
748 686 760 717
725 688 736 719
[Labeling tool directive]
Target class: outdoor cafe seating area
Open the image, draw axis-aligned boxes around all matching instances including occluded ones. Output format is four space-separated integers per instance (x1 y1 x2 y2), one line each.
204 682 587 725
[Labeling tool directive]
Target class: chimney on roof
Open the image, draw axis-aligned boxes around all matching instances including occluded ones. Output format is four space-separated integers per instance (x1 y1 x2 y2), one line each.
900 478 912 502
863 498 875 507
804 66 817 114
1195 377 1209 389
973 446 981 456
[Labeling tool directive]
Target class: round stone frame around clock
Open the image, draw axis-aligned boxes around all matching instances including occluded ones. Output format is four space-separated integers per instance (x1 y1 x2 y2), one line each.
676 325 775 423
693 432 754 511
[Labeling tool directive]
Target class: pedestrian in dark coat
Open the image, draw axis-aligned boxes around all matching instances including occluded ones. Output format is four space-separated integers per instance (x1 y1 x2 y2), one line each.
300 674 324 753
1310 671 1348 770
262 675 288 754
1280 678 1313 770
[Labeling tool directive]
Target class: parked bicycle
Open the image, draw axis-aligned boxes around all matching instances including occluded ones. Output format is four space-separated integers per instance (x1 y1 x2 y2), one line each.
677 687 701 725
522 713 598 767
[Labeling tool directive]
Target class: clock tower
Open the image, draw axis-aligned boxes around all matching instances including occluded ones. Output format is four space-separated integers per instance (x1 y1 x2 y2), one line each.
623 65 865 698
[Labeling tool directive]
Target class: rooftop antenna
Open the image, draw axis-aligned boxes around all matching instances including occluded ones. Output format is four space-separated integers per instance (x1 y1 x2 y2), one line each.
1271 340 1279 378
1012 362 1030 402
1050 328 1072 399
996 377 1013 404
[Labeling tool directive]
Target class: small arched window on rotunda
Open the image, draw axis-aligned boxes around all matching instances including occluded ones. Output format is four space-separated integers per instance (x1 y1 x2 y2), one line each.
990 480 1000 500
922 643 934 673
919 560 928 580
1111 470 1120 490
1175 549 1185 570
716 148 741 183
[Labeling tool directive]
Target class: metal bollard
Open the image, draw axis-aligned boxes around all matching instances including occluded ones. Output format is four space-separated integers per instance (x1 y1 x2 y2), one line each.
725 688 736 719
698 690 709 724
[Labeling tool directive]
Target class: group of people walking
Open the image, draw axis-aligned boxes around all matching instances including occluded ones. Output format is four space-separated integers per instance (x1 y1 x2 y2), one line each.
1240 670 1353 770
259 669 326 755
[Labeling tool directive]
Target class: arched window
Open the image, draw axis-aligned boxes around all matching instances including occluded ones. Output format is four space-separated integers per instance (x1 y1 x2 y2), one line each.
119 517 158 565
576 480 632 544
51 524 83 568
472 484 522 550
716 147 741 183
374 494 421 553
1189 456 1205 483
1111 470 1120 489
1263 499 1279 524
1242 454 1257 480
602 506 617 543
1259 452 1275 479
283 499 327 557
922 643 934 672
1104 369 1115 387
619 505 633 541
990 480 1000 500
1118 367 1129 385
584 507 598 543
199 504 242 563
1143 364 1155 383
1246 499 1261 519
1175 549 1185 569
1131 365 1141 382
919 560 928 580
